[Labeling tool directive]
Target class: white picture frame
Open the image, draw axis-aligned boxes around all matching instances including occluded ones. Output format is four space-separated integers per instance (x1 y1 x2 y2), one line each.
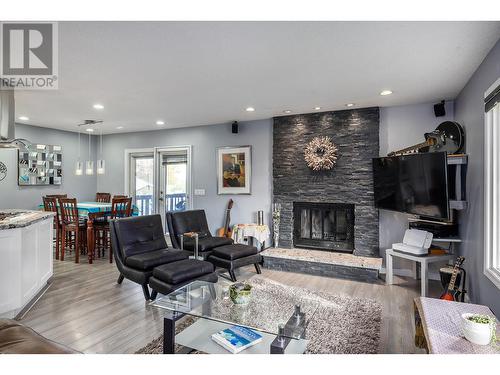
216 146 252 195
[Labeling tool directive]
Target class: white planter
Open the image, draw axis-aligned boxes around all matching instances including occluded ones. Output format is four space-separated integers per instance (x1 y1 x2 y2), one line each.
462 313 494 346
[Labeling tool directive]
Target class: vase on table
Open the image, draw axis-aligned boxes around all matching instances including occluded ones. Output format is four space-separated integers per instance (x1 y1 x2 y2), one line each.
272 203 281 248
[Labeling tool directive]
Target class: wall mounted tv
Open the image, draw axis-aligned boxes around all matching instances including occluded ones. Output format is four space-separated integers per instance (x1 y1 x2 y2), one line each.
372 152 449 220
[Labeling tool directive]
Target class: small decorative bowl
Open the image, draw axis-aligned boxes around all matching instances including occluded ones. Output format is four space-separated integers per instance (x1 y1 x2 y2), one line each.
229 282 252 305
462 313 494 346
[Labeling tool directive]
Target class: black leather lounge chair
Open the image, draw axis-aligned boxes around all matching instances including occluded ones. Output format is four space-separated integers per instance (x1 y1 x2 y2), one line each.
167 210 262 281
110 214 217 300
166 209 233 253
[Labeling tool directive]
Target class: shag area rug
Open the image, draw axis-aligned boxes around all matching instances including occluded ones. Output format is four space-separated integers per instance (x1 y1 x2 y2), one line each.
136 276 382 354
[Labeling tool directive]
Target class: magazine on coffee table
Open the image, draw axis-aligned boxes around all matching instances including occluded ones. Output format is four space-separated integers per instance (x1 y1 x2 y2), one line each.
211 325 263 353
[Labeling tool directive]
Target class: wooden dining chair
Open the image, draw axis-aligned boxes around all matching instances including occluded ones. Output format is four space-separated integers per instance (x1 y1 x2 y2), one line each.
94 193 112 253
111 197 132 218
113 195 128 199
95 192 111 203
46 194 67 198
42 196 62 260
103 197 132 263
59 198 87 263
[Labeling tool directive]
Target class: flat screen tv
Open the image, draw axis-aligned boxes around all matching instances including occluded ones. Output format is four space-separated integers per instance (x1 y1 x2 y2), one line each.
372 152 449 220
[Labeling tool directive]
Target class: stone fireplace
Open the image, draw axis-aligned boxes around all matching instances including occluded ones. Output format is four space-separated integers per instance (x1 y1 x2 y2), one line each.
273 107 380 257
293 202 355 252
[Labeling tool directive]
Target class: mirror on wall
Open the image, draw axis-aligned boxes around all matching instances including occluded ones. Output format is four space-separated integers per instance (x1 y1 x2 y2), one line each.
18 143 62 186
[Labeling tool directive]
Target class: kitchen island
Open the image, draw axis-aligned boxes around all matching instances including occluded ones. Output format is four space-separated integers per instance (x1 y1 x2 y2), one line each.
0 210 55 319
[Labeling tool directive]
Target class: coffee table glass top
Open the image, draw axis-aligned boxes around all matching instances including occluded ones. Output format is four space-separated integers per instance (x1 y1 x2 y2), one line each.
150 279 319 339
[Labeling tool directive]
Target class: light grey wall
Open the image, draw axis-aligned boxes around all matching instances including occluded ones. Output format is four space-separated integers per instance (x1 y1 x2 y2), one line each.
97 119 273 236
379 101 455 275
455 39 500 315
0 123 97 210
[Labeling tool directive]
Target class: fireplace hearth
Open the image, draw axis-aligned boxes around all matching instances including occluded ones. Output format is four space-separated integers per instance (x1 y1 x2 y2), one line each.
293 202 354 253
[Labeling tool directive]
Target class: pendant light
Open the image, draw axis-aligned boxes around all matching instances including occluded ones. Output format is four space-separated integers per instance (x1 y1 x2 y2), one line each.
75 127 83 175
76 119 102 176
85 130 94 175
97 125 105 174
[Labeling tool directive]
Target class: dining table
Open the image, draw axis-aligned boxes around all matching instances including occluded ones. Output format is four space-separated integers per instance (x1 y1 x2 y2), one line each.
39 201 139 264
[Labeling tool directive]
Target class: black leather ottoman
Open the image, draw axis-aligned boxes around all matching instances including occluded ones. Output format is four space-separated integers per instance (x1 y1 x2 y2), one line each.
148 258 218 300
207 244 262 282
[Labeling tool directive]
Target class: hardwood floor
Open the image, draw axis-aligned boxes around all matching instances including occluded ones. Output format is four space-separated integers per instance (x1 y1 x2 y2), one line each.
20 253 439 354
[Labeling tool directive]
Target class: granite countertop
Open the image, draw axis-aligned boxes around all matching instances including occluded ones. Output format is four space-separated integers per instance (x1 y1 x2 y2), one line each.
0 209 55 230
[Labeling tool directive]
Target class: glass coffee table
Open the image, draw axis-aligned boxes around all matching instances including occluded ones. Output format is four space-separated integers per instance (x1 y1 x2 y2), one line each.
150 279 318 354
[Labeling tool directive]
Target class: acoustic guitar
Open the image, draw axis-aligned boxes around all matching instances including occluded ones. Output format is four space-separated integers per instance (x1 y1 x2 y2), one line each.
440 256 465 301
216 199 234 238
388 121 464 157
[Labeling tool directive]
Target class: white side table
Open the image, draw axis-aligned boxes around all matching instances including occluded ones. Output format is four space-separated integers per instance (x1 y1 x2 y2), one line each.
385 249 455 297
231 224 270 251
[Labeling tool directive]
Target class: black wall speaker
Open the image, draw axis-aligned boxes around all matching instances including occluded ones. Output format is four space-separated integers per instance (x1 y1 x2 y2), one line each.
232 121 239 134
434 100 446 117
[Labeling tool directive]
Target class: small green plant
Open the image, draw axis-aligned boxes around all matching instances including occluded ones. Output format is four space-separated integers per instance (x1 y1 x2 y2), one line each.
468 315 493 324
468 314 499 347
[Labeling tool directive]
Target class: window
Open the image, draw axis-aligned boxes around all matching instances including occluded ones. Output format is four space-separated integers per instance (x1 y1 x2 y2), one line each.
161 150 188 212
125 149 154 216
133 156 154 215
484 77 500 289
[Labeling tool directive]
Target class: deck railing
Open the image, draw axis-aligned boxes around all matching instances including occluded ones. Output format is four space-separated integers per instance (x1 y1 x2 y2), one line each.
135 195 153 216
135 193 187 216
165 193 187 212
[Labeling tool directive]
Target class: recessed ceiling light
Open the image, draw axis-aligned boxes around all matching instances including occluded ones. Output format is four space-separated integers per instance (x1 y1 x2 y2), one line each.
93 104 104 110
380 90 393 96
283 110 292 114
156 120 165 126
86 128 94 132
314 106 321 110
116 126 124 130
18 116 29 121
245 107 255 112
346 103 355 107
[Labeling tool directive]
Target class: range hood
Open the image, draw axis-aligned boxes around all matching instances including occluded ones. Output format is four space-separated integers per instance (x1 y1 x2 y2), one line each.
0 90 29 148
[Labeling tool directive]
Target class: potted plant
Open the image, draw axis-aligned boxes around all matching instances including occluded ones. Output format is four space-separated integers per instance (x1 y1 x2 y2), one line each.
461 313 498 346
229 282 252 305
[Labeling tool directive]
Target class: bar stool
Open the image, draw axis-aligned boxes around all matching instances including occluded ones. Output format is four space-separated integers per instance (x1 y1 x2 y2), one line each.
97 197 132 263
94 193 111 255
59 198 87 263
42 196 62 260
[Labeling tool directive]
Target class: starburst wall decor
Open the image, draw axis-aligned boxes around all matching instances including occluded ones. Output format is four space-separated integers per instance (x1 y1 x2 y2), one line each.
304 136 338 171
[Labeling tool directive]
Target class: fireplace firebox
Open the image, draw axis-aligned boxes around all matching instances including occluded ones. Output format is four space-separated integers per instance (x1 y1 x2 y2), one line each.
293 202 355 252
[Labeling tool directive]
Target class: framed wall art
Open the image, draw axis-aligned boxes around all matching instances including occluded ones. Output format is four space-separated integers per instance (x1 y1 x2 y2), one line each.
18 143 62 186
216 145 251 195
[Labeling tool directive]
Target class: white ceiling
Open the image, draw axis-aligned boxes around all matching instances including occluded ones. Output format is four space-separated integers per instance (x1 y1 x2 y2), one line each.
15 21 500 134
